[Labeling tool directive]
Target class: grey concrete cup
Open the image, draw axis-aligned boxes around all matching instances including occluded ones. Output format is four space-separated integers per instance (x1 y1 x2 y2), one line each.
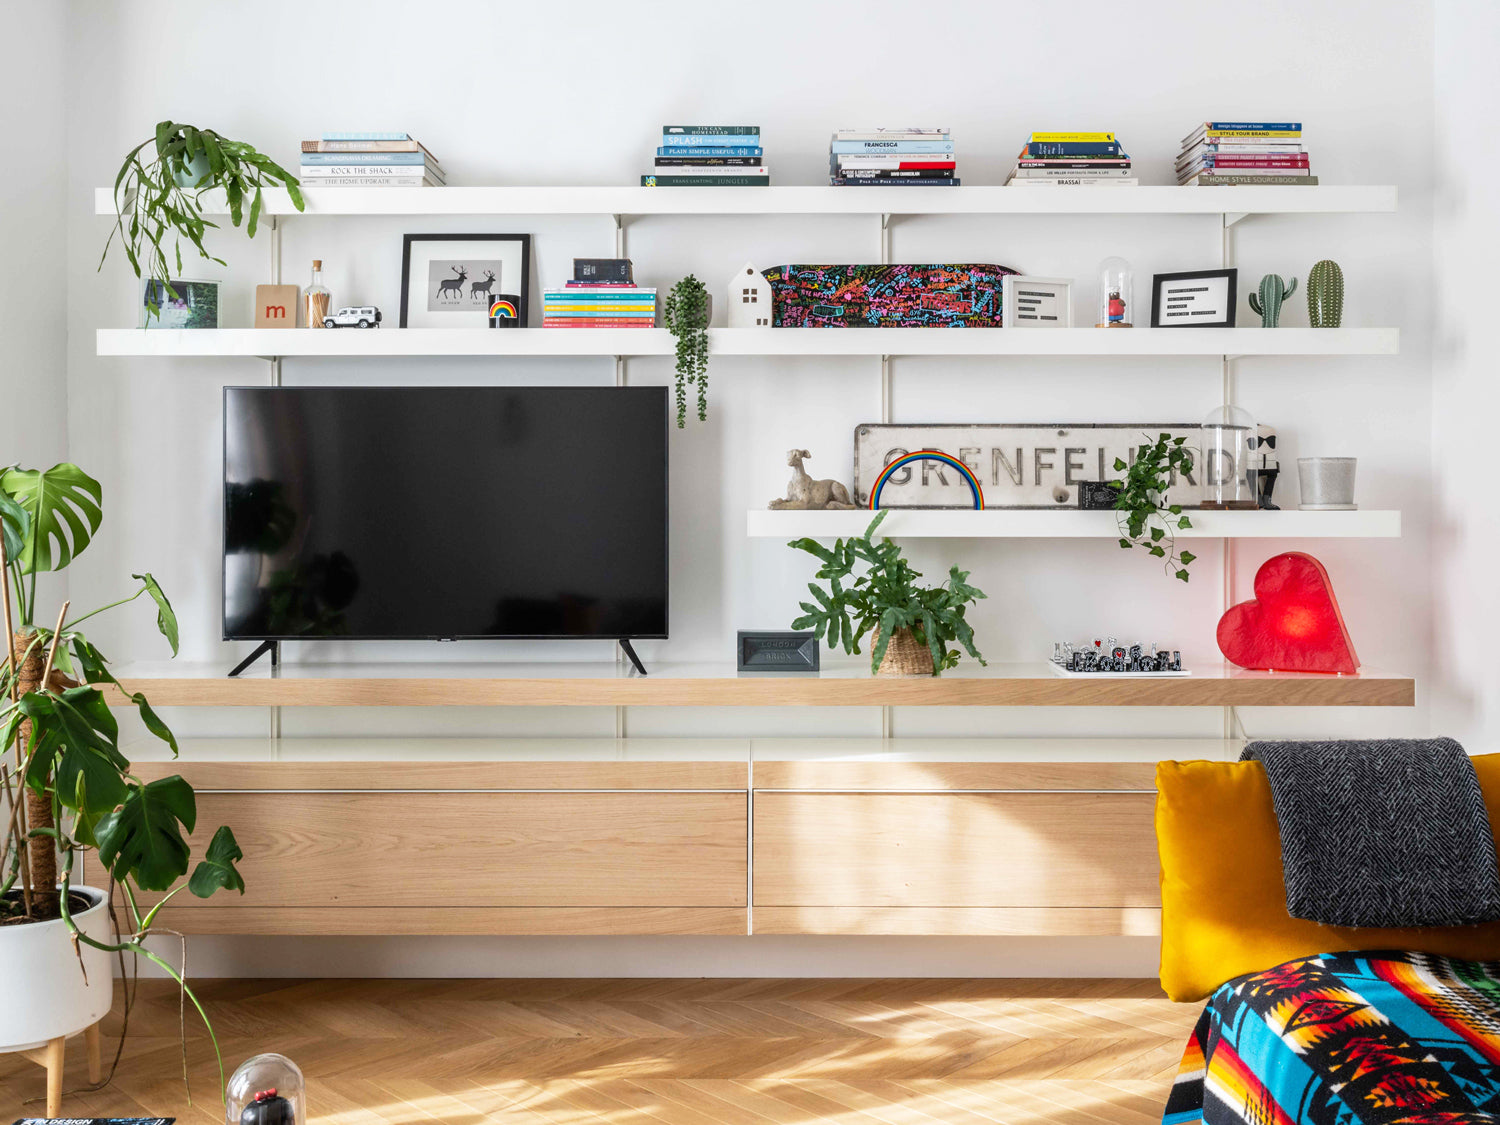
1298 457 1357 510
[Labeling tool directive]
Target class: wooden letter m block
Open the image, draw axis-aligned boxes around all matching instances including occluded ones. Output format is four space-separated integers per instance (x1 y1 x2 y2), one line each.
255 284 301 328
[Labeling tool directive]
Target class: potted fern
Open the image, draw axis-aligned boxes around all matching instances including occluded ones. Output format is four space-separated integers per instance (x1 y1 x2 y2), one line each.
0 463 243 1104
103 121 303 318
788 510 987 676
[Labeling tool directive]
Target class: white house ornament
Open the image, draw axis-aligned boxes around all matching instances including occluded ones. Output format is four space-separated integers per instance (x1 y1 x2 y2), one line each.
728 263 773 328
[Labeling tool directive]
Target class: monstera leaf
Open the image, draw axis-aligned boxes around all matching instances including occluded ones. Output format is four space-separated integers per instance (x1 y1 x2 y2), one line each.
20 686 129 815
189 826 245 898
0 491 29 565
95 775 197 892
1 463 103 573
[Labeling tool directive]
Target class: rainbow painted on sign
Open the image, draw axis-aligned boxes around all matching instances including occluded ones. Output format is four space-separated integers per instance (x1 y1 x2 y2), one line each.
869 451 985 510
489 299 519 319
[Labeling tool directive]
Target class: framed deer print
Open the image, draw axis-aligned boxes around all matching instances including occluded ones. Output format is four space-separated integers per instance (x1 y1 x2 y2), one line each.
399 233 532 327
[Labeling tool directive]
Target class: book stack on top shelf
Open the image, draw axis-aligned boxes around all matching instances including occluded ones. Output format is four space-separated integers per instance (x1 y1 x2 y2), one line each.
1176 122 1312 186
543 259 657 328
1005 132 1135 186
643 126 767 186
828 128 957 186
300 132 445 187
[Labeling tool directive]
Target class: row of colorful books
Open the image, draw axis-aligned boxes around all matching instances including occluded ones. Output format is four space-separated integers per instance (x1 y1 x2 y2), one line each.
543 258 656 327
1004 132 1136 187
642 126 767 187
1176 121 1313 185
828 128 957 186
299 132 445 187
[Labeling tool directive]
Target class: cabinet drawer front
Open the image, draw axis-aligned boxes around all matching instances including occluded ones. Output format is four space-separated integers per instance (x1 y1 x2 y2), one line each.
155 792 747 909
754 792 1158 908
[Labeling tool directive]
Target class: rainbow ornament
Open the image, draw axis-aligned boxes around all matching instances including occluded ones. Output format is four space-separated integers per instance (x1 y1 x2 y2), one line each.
489 299 519 320
869 450 984 510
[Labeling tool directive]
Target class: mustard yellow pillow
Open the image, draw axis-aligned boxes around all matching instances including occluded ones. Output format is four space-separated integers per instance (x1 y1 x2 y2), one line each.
1156 754 1500 1001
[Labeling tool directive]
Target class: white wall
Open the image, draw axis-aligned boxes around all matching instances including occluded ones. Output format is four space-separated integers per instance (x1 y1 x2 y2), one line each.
1431 0 1500 747
52 0 1438 976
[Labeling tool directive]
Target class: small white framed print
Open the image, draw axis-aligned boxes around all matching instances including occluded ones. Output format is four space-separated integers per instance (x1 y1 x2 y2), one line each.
140 277 219 328
1151 268 1238 328
1003 275 1072 328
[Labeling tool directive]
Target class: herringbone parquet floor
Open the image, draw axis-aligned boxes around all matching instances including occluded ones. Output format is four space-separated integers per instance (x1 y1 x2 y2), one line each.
0 978 1196 1123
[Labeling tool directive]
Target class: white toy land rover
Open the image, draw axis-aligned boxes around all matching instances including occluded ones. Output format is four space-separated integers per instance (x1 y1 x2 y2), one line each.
323 306 382 328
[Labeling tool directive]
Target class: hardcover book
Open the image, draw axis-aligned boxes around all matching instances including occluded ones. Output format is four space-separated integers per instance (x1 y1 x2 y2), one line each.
829 139 954 154
641 174 769 186
663 125 760 135
660 133 760 148
654 146 762 158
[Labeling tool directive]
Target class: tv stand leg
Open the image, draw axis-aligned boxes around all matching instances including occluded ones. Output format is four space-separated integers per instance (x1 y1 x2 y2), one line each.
618 639 647 676
228 640 280 678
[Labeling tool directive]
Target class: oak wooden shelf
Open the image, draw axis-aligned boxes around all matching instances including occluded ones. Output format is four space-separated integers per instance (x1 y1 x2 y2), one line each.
107 660 1415 707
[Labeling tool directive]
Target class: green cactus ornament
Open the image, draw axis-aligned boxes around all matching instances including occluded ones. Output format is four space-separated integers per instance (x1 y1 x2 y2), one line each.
1307 259 1344 328
1248 273 1298 328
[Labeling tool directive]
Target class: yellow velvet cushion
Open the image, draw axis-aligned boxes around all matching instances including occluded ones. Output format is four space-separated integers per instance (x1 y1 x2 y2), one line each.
1156 754 1500 1001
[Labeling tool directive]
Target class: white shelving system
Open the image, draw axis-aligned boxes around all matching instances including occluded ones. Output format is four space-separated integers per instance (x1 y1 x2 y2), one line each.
96 181 1405 733
97 326 1398 359
747 509 1402 540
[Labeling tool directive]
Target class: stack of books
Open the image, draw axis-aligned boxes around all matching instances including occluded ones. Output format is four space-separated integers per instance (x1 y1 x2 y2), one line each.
643 126 767 186
829 128 957 186
300 132 445 187
1176 122 1312 186
1005 132 1134 186
543 259 657 328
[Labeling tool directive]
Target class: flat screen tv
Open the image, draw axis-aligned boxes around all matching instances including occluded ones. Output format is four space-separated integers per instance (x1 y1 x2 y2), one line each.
223 386 668 649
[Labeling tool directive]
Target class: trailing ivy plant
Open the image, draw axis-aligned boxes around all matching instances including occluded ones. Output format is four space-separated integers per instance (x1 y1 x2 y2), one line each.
103 122 304 317
788 510 987 675
0 463 244 1098
664 275 709 427
1109 433 1197 582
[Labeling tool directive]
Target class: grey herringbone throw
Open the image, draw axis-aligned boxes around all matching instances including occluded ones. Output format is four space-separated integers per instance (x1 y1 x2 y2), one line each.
1240 738 1500 928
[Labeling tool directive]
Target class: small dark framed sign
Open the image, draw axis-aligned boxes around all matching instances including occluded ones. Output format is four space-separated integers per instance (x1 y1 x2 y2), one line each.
737 631 820 672
1150 268 1238 328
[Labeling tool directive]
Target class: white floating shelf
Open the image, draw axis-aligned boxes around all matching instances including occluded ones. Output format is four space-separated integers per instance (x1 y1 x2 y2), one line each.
94 184 1397 218
97 326 1398 359
747 508 1402 539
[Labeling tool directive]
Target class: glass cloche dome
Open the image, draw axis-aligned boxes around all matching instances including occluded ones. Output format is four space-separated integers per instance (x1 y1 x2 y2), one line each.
227 1053 304 1125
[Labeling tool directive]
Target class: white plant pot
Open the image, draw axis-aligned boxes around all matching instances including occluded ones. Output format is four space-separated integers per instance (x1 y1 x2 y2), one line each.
0 886 114 1052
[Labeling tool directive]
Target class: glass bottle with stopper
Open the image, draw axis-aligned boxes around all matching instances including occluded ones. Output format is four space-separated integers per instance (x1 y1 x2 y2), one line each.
1095 256 1133 328
304 260 331 329
1200 403 1259 509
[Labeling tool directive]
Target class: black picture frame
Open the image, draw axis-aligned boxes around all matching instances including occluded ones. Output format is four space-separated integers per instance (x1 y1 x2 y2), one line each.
399 233 532 328
1150 268 1238 328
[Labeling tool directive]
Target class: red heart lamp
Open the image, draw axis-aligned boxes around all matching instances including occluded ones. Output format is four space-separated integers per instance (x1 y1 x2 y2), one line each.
1216 552 1359 674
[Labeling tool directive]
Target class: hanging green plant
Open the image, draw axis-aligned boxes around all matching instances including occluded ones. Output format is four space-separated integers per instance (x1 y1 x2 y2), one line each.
1109 432 1198 582
664 275 710 427
102 121 304 316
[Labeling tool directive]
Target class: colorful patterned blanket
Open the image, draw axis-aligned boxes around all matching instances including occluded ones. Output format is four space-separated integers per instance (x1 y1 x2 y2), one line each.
1164 951 1500 1124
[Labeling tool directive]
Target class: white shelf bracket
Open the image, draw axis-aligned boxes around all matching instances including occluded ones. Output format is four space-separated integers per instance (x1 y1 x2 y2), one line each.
878 213 891 265
1222 212 1251 228
614 355 625 387
611 214 625 258
880 354 892 423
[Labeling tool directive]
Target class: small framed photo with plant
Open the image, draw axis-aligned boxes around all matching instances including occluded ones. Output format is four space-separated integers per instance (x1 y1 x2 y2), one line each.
139 278 220 329
1150 268 1238 328
1002 275 1072 328
400 233 532 328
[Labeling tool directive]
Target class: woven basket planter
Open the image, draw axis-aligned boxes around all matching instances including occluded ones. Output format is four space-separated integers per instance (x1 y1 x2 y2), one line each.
874 626 936 677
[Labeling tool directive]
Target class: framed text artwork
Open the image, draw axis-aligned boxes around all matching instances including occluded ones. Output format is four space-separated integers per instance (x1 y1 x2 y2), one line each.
400 233 532 328
1150 268 1238 328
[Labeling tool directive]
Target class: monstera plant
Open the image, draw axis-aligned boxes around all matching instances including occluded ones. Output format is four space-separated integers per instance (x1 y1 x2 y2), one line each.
0 462 243 1097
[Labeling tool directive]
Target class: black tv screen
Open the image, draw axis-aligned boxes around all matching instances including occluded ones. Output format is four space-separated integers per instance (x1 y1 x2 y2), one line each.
224 386 668 641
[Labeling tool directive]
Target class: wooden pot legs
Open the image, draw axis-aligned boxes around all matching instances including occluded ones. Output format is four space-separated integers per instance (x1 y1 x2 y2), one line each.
15 1019 102 1116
